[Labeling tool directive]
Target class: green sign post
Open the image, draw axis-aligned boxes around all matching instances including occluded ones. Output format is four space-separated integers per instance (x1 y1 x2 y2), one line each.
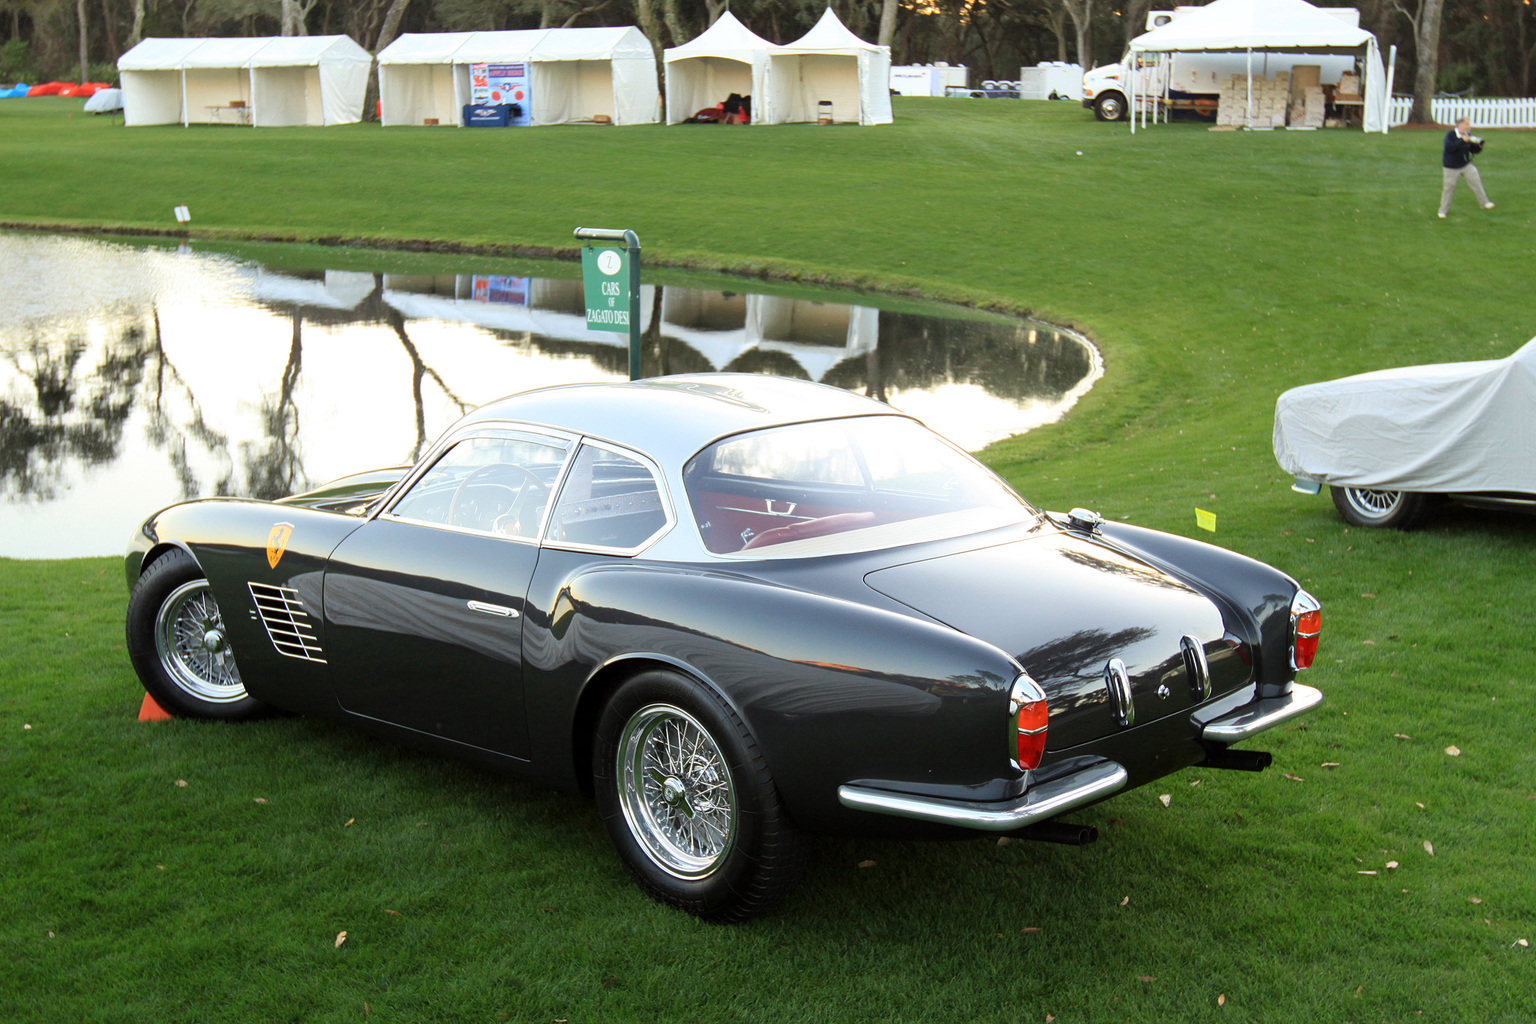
575 227 642 380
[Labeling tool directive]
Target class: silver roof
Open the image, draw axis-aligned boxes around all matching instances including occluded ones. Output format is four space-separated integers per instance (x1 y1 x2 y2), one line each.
459 373 907 467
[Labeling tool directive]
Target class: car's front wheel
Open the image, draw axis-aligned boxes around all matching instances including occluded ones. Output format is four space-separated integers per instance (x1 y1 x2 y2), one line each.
593 669 809 922
1330 486 1430 529
126 549 266 720
1094 92 1126 121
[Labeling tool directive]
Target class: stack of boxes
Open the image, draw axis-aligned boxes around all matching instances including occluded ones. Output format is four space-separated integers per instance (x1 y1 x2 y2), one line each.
1215 68 1329 128
1216 72 1288 128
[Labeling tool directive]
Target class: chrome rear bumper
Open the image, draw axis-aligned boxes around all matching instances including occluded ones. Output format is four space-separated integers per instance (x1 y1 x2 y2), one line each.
1200 683 1324 744
837 759 1128 832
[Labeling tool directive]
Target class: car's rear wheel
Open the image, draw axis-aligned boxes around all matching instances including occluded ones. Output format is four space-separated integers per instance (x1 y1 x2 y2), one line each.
1330 486 1430 529
593 669 809 922
126 549 266 720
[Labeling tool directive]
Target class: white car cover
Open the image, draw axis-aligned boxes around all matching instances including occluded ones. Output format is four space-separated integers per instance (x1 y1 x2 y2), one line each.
1273 338 1536 493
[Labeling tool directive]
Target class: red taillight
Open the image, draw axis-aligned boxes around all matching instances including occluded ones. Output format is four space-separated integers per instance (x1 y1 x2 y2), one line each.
1016 699 1048 770
1010 673 1049 771
1292 591 1321 670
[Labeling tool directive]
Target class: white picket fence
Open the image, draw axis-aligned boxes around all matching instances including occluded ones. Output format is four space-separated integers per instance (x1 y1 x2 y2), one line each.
1389 96 1536 128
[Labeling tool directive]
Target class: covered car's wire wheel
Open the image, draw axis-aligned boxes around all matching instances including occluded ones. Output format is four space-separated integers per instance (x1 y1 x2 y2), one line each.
1331 486 1430 529
126 549 267 720
594 669 808 922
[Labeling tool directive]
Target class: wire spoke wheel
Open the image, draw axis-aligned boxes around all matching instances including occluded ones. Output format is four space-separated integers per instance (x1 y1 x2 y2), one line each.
617 703 737 879
153 579 246 703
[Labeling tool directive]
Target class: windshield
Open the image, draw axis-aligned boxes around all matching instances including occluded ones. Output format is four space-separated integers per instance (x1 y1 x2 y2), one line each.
683 416 1039 556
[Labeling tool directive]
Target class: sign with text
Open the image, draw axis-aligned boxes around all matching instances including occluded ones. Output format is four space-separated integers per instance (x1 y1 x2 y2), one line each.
581 246 631 333
470 62 531 125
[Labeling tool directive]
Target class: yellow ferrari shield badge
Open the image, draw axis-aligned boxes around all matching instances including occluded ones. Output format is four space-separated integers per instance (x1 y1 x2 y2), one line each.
266 522 294 569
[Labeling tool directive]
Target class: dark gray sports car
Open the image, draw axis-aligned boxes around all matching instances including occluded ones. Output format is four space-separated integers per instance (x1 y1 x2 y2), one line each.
125 373 1323 921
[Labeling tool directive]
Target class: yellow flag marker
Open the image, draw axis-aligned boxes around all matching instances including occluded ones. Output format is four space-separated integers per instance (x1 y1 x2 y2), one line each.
1195 508 1217 532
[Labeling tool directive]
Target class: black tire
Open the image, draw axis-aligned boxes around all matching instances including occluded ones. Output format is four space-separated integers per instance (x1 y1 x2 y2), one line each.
125 549 267 720
1094 92 1126 122
593 669 809 922
1330 486 1431 529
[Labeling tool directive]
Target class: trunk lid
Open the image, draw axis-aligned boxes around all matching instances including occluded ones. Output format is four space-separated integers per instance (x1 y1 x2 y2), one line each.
864 531 1248 749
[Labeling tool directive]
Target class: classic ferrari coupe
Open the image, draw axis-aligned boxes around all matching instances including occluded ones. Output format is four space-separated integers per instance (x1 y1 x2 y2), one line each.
125 373 1323 921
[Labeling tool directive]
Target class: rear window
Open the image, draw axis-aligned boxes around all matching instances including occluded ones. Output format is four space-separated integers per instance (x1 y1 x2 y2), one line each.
683 416 1037 556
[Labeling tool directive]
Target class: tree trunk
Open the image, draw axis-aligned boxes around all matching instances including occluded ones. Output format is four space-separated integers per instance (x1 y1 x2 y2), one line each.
878 0 897 47
366 0 414 123
1392 0 1445 123
1061 0 1093 71
1411 0 1445 123
282 0 298 36
101 0 119 62
662 0 688 50
77 0 89 83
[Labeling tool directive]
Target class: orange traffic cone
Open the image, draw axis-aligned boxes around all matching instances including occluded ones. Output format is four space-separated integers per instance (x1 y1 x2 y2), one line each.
138 693 174 721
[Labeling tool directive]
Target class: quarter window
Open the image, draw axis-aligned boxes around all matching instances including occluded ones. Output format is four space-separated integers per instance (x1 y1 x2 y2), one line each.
544 443 668 552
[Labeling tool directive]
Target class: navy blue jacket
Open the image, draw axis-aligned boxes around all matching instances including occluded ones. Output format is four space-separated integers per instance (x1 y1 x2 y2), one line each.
1443 130 1483 169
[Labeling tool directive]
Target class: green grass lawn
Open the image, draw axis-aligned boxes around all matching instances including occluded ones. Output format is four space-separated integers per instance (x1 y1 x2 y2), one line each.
3 96 1534 1023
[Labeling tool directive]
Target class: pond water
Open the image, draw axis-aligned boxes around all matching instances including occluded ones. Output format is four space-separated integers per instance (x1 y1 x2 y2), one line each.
0 232 1100 558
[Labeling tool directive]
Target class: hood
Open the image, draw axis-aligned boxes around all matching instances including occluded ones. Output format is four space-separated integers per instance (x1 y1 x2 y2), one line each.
864 531 1249 750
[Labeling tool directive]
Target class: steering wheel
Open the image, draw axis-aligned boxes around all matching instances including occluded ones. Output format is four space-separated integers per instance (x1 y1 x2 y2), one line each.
447 464 545 532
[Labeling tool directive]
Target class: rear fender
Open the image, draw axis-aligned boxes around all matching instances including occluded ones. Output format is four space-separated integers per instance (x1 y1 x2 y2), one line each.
1095 520 1301 691
522 556 1025 830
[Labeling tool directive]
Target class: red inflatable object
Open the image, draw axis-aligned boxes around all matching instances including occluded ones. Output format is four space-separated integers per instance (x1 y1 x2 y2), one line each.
27 82 69 97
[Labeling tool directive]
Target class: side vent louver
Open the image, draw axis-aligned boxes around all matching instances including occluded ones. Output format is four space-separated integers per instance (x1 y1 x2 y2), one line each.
248 582 327 663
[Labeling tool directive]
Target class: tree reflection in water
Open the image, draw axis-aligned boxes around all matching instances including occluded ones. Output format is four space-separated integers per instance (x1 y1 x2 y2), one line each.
0 234 1099 557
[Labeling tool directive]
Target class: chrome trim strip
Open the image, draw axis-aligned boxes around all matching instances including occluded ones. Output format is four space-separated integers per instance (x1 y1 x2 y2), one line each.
1105 658 1134 727
466 600 519 619
1181 635 1210 699
1200 683 1324 744
837 760 1128 832
1291 477 1323 495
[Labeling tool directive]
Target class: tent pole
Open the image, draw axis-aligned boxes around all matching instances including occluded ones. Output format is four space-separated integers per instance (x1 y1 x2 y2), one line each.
1130 57 1136 134
181 69 188 127
1384 44 1397 134
1245 48 1252 129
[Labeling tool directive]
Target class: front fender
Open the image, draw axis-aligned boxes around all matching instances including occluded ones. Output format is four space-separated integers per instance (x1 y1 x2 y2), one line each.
124 499 367 715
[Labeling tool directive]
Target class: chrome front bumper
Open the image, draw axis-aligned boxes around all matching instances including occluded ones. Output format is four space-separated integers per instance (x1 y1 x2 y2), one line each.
1199 683 1324 744
837 759 1128 833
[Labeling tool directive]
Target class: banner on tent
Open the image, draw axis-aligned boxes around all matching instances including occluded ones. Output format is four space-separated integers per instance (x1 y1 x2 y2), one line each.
471 62 531 125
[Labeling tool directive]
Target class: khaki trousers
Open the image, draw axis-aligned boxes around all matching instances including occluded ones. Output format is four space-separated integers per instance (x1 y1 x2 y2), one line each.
1440 164 1490 215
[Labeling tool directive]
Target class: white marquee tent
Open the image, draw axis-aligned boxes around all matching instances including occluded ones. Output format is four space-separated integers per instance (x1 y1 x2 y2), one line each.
118 35 371 127
1126 0 1390 132
762 8 891 125
663 11 771 124
376 27 660 126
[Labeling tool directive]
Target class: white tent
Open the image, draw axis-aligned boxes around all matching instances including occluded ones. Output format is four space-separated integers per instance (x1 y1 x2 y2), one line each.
377 27 660 126
762 8 892 125
375 32 474 127
118 36 370 127
1127 0 1389 133
663 11 771 125
249 36 372 127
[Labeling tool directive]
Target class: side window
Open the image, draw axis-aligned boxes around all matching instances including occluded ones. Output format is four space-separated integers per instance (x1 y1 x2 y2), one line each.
544 443 668 552
386 435 568 538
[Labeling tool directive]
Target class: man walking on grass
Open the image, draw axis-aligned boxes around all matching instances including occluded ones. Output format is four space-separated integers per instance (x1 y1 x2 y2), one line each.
1439 117 1494 218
